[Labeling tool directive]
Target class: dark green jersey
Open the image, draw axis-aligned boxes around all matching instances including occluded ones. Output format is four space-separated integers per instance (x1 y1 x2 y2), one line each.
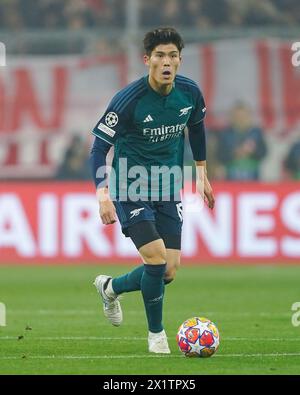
92 75 206 200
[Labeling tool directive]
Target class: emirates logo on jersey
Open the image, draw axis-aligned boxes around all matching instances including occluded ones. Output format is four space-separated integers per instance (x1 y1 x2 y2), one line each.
143 123 186 143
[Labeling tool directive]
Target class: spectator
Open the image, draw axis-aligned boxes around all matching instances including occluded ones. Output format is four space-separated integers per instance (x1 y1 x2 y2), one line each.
200 0 232 27
216 102 267 181
160 0 182 27
3 1 24 31
56 135 91 180
182 0 202 26
283 138 300 180
140 0 163 27
242 0 282 26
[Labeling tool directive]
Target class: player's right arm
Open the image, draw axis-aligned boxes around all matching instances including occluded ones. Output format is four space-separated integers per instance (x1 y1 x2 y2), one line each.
90 101 126 225
90 136 117 225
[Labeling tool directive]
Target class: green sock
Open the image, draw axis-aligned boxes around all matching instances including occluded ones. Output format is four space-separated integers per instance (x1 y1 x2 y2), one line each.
112 265 144 295
141 263 166 333
112 265 173 295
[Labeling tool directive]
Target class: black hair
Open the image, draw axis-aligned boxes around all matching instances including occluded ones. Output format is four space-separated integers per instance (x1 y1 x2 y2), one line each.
143 27 184 56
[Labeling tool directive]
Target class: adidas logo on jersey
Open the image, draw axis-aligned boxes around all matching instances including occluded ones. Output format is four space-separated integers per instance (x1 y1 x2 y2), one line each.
143 115 153 122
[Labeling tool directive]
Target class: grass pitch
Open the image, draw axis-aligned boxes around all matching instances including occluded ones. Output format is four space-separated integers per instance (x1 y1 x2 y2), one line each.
0 264 300 375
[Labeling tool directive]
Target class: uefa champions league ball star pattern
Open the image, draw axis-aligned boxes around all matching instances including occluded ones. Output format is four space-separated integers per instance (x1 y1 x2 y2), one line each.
105 112 118 127
176 317 220 357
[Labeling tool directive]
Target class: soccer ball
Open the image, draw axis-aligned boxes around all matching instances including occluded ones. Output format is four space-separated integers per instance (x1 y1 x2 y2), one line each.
176 317 220 357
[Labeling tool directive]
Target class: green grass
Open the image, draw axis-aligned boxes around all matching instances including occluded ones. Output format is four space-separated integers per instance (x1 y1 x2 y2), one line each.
0 264 300 375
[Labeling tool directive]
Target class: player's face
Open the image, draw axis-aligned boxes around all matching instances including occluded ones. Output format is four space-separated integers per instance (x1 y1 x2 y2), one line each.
144 43 181 89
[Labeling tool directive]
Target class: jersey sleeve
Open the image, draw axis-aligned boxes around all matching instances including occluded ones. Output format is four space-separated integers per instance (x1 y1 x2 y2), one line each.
91 97 128 145
187 86 207 127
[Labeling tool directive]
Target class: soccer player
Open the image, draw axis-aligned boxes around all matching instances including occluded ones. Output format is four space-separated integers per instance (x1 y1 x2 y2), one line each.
90 27 215 354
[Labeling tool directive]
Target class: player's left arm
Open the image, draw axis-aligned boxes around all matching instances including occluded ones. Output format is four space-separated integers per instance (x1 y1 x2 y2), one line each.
188 121 215 210
187 84 215 209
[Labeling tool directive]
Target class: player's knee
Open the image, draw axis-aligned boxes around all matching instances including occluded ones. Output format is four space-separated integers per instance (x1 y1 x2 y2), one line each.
141 246 167 264
139 238 167 264
144 251 167 264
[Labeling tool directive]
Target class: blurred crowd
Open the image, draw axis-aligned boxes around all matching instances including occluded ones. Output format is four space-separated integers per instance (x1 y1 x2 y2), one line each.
1 0 300 31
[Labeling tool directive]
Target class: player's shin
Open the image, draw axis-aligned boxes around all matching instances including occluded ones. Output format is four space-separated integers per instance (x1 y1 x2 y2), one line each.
141 263 166 333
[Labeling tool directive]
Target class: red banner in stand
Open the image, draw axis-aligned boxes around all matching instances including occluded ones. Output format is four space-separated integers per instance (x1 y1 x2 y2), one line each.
0 182 299 264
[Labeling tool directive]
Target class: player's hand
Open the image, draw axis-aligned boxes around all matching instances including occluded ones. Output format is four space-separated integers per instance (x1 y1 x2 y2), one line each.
99 199 117 225
196 170 215 210
203 176 215 210
96 187 117 225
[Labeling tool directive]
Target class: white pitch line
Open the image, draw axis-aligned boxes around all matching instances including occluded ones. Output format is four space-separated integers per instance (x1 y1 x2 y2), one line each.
0 353 300 360
0 336 147 341
7 310 291 317
0 336 299 342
